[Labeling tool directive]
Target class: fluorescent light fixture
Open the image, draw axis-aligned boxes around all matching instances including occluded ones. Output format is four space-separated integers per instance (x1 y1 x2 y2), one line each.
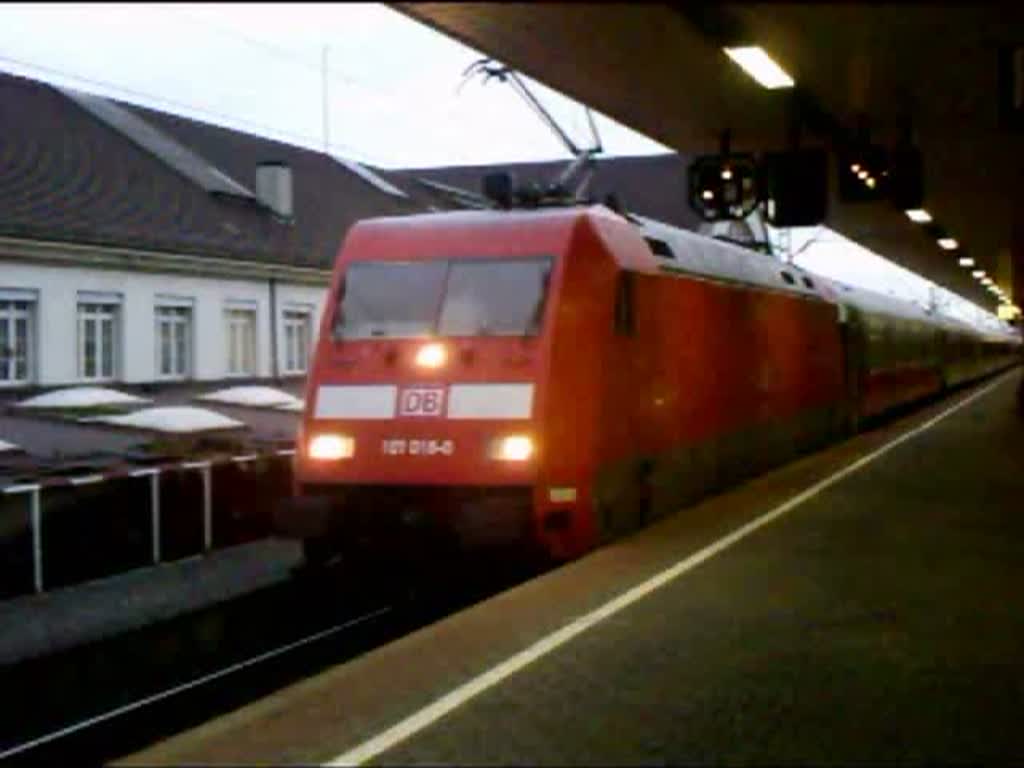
702 189 714 200
937 237 958 250
857 169 869 180
905 209 932 223
972 270 986 279
723 46 795 89
850 163 861 173
958 257 975 267
721 168 733 180
865 177 877 189
982 278 994 286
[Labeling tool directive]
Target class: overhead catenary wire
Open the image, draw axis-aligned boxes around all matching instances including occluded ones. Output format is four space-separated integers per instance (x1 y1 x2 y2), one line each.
157 6 362 86
158 5 455 136
0 52 388 166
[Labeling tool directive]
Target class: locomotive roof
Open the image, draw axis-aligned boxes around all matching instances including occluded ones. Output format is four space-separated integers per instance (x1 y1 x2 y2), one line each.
632 214 822 300
356 206 1017 342
631 213 1016 341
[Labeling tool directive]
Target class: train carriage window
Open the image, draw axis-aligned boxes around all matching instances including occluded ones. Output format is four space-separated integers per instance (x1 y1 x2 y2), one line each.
802 276 815 289
781 271 796 285
614 270 636 336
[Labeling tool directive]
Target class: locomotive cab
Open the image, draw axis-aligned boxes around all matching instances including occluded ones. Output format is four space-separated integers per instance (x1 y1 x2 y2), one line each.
281 208 617 564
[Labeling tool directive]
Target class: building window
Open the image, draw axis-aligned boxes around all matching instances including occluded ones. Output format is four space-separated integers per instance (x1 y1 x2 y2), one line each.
225 307 257 376
155 305 192 379
0 300 33 385
78 302 119 381
283 310 311 374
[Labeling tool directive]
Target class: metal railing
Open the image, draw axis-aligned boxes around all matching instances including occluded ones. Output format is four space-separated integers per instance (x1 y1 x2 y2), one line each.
0 449 295 596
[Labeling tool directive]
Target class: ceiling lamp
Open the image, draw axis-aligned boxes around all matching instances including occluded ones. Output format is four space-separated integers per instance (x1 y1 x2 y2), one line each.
958 257 975 267
937 237 958 250
905 209 932 223
723 46 795 89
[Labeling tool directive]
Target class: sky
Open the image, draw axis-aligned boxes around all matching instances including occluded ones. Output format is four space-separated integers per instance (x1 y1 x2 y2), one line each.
0 3 1011 329
0 2 671 167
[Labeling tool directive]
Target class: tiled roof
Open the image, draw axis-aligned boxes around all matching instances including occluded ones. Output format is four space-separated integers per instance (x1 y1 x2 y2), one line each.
0 71 421 268
0 69 698 270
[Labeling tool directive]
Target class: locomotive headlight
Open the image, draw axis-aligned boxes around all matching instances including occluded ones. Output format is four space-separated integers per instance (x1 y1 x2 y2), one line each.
308 433 355 461
415 342 447 369
492 435 534 462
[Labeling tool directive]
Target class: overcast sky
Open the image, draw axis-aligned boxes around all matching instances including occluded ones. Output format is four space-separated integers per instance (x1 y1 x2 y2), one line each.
0 3 1007 326
0 2 671 167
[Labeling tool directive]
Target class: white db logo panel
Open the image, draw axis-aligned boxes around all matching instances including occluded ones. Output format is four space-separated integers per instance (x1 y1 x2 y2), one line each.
398 386 446 417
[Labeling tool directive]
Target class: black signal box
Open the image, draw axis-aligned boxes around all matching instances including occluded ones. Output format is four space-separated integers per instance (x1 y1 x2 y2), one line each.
761 149 828 227
687 153 760 222
887 146 924 210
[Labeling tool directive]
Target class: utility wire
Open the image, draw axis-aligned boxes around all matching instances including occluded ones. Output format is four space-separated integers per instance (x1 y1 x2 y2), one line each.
0 51 388 166
153 6 456 151
157 6 362 87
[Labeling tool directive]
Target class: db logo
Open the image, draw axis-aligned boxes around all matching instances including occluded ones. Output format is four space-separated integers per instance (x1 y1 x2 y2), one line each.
398 386 446 417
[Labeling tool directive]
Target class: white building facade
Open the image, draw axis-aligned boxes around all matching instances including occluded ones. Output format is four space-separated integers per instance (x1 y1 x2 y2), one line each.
0 237 329 390
0 71 426 392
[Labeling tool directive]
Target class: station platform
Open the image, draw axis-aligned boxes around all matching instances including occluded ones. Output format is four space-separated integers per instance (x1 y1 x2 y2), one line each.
120 368 1024 765
0 538 300 665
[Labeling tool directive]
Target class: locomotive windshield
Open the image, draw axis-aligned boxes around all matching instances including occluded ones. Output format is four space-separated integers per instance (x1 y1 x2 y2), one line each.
334 257 552 339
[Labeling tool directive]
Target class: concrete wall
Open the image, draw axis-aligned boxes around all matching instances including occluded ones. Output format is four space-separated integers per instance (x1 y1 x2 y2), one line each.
0 261 327 387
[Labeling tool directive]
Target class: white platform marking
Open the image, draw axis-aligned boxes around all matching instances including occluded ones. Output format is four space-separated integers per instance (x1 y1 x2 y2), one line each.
327 373 1009 766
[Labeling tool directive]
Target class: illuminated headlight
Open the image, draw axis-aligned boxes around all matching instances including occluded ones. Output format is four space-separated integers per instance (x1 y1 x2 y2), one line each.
308 433 355 460
492 435 534 462
415 343 447 369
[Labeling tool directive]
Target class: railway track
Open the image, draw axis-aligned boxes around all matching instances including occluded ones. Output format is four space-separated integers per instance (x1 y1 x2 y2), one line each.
0 550 543 765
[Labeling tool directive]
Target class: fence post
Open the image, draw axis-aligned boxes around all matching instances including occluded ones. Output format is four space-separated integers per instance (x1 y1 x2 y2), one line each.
30 487 42 594
201 464 212 552
150 471 161 564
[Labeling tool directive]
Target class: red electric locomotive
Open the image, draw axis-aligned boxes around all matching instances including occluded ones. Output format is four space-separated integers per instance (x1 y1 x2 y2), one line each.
277 204 1019 565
